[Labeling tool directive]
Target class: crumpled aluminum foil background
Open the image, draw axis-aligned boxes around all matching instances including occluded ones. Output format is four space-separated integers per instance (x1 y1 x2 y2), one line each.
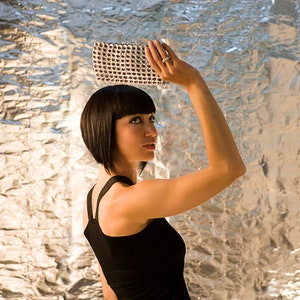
0 0 299 299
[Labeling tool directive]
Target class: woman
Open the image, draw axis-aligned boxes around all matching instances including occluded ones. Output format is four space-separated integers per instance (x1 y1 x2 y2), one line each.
80 40 246 299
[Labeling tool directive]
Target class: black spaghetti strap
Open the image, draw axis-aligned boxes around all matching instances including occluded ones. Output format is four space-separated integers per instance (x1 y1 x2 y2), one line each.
94 175 134 220
86 186 95 221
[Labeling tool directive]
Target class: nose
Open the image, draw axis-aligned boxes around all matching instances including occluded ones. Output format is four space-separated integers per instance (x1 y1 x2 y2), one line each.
144 122 157 137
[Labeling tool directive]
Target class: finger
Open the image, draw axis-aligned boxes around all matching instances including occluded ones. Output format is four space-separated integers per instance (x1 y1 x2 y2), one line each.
154 40 170 61
148 40 165 65
145 44 162 74
153 40 174 69
147 40 170 66
162 43 178 62
147 40 170 71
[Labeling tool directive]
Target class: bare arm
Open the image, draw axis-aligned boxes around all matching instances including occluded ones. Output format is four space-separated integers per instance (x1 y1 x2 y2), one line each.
112 40 246 222
149 41 245 174
99 264 118 300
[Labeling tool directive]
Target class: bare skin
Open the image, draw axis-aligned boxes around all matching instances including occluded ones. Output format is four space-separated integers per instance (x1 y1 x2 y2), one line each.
83 40 246 299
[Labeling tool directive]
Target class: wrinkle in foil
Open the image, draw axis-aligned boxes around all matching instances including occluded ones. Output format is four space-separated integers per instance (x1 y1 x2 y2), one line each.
1 0 300 299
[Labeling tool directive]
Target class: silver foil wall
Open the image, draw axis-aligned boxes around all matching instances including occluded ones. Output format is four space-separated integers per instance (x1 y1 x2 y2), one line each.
0 0 299 299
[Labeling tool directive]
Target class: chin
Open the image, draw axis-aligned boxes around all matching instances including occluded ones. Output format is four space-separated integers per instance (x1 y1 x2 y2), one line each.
146 154 155 161
140 155 154 163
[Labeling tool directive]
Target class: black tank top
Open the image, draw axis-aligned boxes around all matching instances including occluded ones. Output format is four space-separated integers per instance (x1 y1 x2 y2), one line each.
84 176 191 300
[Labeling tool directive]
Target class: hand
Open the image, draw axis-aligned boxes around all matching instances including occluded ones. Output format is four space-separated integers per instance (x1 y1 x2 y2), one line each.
145 40 203 89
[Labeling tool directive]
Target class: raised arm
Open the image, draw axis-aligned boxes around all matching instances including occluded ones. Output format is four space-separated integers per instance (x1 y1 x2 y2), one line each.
146 40 245 175
112 40 246 222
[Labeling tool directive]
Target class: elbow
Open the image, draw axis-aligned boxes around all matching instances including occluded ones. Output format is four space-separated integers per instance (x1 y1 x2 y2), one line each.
235 162 246 178
220 159 246 181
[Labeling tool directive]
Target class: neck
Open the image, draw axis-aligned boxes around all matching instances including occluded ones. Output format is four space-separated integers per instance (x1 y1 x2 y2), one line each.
113 168 137 184
98 163 138 184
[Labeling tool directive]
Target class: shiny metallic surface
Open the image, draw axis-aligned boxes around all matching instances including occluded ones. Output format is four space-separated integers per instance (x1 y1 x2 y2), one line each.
0 0 299 299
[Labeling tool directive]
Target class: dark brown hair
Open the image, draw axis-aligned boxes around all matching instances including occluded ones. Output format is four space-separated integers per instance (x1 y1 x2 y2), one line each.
80 85 156 174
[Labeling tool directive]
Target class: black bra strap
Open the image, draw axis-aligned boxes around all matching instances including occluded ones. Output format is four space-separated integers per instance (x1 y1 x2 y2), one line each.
86 186 95 221
87 176 134 221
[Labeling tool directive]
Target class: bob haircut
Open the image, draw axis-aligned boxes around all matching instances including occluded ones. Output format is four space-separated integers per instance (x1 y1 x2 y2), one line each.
80 84 156 174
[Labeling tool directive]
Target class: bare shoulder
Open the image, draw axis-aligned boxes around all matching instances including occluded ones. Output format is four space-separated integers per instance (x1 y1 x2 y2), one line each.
114 167 244 221
96 181 150 236
86 165 245 234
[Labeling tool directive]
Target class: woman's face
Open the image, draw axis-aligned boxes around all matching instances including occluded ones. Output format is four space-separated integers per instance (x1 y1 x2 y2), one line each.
113 113 157 166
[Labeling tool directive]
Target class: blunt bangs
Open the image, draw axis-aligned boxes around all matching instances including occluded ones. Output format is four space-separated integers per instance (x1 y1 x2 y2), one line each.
112 85 156 120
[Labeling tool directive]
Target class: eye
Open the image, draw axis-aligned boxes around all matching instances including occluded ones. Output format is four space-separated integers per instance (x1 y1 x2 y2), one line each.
149 115 156 123
130 116 142 124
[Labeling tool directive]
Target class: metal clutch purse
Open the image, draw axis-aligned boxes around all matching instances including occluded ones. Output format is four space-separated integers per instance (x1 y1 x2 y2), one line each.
92 41 168 86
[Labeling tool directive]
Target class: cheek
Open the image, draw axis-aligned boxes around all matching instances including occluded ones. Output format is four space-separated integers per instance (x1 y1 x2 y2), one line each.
116 129 138 151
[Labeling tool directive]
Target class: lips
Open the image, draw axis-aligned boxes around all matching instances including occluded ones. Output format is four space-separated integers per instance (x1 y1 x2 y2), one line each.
143 143 156 150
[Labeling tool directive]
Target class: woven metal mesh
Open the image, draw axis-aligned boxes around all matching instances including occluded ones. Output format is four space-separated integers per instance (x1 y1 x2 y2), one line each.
92 41 168 86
